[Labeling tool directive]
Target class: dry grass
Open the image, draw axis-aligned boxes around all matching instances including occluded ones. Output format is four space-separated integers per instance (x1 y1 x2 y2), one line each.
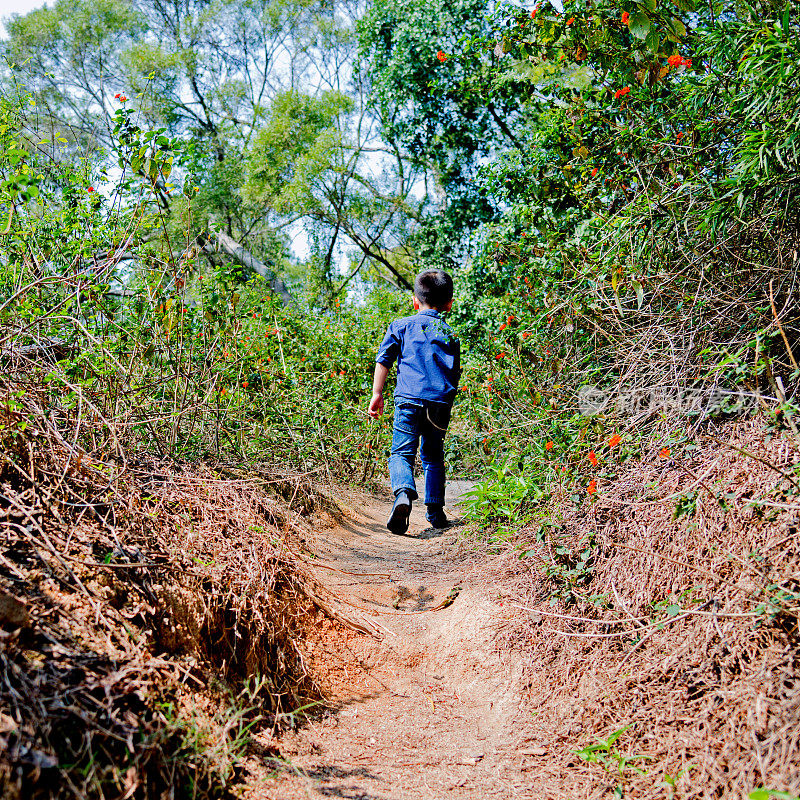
0 383 345 799
497 418 799 799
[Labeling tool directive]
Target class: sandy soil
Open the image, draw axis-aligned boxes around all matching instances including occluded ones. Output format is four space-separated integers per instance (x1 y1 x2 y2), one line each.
243 482 539 800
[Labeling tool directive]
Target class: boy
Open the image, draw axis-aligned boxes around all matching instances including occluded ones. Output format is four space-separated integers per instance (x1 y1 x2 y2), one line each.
368 269 460 534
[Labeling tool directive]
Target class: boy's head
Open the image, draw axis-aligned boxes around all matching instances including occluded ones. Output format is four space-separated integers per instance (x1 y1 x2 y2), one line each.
413 269 454 312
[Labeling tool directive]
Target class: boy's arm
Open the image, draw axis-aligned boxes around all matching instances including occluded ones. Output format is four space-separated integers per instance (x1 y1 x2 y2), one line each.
370 320 400 418
368 362 390 418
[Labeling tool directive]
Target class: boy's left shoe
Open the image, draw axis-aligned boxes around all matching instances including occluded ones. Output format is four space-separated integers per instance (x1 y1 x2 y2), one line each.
387 491 412 535
425 504 450 529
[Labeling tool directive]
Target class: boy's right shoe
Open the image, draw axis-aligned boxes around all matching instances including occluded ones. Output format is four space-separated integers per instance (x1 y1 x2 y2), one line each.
425 504 450 529
387 491 412 535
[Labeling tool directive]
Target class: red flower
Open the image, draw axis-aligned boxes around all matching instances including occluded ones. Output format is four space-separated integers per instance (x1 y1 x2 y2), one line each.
496 352 506 359
588 450 598 466
566 16 575 25
587 479 597 494
608 434 622 447
114 93 121 99
667 54 683 67
530 8 536 18
522 331 531 339
621 11 630 24
659 447 671 458
591 167 598 177
87 186 95 193
545 441 554 451
683 58 692 68
614 87 630 100
119 95 128 102
436 50 447 63
339 370 345 375
499 323 507 331
676 131 684 141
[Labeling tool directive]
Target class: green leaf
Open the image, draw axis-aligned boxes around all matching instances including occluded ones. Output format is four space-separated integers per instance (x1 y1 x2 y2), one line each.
664 604 681 616
632 280 644 308
671 0 696 10
628 10 652 39
645 28 661 53
639 0 657 11
665 16 687 41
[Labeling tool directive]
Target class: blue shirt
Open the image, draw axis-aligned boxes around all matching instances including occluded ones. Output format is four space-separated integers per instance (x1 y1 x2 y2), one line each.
376 309 461 405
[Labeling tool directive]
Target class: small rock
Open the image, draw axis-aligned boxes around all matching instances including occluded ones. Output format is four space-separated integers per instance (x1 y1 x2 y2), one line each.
0 713 17 734
456 753 484 766
0 591 30 629
521 747 548 756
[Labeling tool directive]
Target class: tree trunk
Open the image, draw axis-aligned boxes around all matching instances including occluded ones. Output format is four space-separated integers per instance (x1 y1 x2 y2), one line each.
200 231 295 307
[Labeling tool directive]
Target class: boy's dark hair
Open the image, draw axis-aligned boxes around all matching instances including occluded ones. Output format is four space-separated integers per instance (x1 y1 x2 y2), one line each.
414 269 453 309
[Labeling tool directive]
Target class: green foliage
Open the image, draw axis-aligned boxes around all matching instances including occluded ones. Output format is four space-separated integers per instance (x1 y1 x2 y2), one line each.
0 92 405 476
461 457 547 538
573 725 651 779
749 790 800 800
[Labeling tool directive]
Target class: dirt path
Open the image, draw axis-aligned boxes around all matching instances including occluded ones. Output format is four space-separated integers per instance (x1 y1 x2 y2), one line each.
245 483 539 800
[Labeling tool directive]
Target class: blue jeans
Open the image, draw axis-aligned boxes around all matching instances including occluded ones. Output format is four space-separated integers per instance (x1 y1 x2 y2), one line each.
388 399 451 506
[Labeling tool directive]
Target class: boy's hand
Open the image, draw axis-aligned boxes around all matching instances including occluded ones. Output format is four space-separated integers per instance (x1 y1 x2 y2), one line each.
368 392 384 418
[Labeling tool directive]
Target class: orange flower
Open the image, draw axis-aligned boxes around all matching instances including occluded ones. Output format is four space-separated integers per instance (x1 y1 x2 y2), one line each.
566 16 575 25
499 323 507 331
522 331 531 339
587 479 597 494
614 87 631 100
667 54 683 67
436 50 447 62
588 450 598 466
496 352 506 359
242 381 249 388
608 434 622 447
659 447 670 458
545 441 554 451
621 11 629 24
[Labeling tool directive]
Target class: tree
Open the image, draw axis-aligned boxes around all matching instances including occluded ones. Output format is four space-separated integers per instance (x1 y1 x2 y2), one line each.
2 0 429 301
